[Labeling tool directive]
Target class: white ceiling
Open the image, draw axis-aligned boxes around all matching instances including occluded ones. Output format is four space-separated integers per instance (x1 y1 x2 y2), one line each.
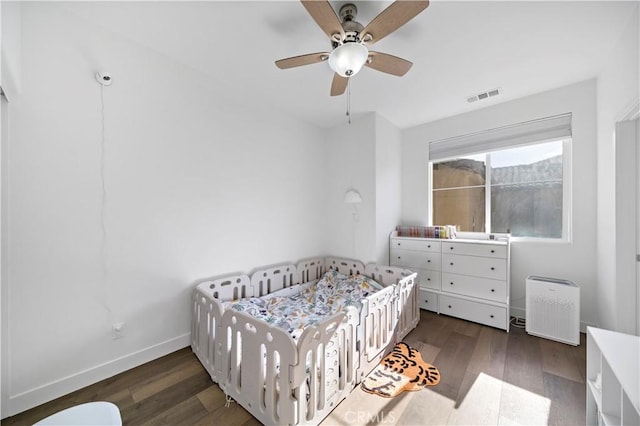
60 1 637 129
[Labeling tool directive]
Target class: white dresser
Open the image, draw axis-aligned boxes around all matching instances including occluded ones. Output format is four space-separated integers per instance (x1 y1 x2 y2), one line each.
390 231 510 331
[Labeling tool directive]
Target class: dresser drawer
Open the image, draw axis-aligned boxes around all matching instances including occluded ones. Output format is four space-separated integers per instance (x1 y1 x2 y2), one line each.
419 289 438 312
391 249 441 271
414 268 441 290
391 238 441 253
440 295 507 329
442 254 506 280
441 273 506 302
442 242 507 259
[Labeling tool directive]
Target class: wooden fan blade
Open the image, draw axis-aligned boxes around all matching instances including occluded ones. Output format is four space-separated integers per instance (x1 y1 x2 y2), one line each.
330 73 348 96
365 51 413 76
300 1 345 40
275 52 329 69
360 0 429 45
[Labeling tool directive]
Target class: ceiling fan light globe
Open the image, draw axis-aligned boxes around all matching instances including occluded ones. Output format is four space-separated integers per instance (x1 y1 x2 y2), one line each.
328 43 369 77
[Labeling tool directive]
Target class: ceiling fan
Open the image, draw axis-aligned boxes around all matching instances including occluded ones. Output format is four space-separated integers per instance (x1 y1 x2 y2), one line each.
275 0 429 96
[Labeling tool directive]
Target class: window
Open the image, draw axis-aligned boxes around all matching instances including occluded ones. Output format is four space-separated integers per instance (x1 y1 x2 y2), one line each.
432 154 486 232
429 114 571 240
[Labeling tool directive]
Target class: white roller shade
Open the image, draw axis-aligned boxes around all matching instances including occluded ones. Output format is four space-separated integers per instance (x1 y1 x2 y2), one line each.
429 113 572 161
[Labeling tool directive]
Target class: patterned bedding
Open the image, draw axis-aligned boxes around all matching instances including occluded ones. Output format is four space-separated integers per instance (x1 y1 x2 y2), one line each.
224 270 383 342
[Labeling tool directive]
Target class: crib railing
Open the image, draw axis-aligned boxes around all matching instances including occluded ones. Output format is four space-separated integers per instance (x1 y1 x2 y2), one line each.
190 257 420 426
219 308 358 426
192 274 251 382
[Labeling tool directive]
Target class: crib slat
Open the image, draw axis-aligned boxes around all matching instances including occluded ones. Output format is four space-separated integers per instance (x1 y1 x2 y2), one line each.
250 264 297 296
324 257 365 276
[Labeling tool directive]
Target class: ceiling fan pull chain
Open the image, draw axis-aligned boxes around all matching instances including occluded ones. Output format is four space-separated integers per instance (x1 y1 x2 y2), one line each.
346 78 351 124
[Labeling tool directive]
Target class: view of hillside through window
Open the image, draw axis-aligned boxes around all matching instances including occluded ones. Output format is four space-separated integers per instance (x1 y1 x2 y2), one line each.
432 140 565 238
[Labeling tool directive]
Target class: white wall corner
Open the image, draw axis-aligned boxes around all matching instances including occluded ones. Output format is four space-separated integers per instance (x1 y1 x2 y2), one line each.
618 98 640 122
1 0 23 99
374 113 402 266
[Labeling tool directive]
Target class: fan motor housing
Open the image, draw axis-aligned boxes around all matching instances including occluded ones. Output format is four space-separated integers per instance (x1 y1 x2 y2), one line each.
339 3 357 22
337 3 364 46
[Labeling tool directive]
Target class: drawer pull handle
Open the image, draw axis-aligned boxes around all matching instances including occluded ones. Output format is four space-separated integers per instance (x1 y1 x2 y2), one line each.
427 278 431 281
450 262 454 266
491 289 495 292
427 245 431 248
491 249 495 253
450 247 454 250
490 315 494 318
490 267 495 270
427 260 431 263
397 243 401 246
450 282 454 285
425 299 429 303
448 305 452 309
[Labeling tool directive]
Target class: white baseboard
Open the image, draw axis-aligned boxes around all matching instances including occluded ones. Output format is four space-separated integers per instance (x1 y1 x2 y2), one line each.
4 333 191 418
510 306 526 320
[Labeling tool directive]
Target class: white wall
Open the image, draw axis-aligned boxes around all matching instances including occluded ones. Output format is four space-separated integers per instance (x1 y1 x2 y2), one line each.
324 113 376 262
615 118 638 335
402 80 599 326
374 114 401 265
1 0 21 417
2 2 327 416
0 94 8 421
324 112 402 266
596 4 639 333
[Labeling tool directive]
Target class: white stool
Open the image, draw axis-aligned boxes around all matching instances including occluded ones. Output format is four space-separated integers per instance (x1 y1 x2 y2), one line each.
34 401 122 426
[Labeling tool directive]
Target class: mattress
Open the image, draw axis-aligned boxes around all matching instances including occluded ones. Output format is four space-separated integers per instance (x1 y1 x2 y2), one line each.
223 270 382 342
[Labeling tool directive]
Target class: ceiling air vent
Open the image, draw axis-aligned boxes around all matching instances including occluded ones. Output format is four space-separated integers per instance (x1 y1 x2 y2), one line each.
467 87 502 103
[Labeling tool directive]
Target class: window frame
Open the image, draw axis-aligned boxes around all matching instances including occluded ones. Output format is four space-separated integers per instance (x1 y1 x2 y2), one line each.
429 138 572 243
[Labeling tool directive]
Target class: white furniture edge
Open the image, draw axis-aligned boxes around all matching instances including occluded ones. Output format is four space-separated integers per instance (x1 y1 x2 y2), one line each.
586 326 640 425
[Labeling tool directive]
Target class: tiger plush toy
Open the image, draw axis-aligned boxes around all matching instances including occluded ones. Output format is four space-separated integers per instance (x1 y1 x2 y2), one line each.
361 342 440 398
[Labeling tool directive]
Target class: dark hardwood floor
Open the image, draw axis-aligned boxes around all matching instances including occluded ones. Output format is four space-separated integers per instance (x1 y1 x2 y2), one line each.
2 311 586 425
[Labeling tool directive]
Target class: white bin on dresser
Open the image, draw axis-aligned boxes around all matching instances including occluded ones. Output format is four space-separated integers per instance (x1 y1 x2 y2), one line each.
525 276 580 345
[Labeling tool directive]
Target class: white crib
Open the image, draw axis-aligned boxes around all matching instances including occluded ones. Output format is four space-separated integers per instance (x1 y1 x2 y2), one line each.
191 256 418 425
